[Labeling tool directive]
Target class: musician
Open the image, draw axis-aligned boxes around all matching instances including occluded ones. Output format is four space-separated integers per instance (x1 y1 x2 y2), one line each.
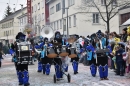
35 37 52 75
94 30 109 80
35 40 44 72
9 32 30 86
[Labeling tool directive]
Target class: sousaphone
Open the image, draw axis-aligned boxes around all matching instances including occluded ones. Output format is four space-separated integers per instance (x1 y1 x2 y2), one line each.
41 25 58 58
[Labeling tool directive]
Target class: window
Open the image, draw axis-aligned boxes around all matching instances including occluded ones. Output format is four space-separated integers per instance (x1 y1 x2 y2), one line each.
60 20 62 29
54 22 56 30
57 21 59 29
121 13 130 24
50 6 54 15
112 0 117 5
93 13 99 24
34 4 37 12
68 0 75 7
69 17 71 27
62 0 65 14
73 15 76 26
42 13 44 20
101 0 105 5
41 0 44 8
38 14 41 22
38 3 40 10
56 3 61 12
55 22 57 30
32 6 33 13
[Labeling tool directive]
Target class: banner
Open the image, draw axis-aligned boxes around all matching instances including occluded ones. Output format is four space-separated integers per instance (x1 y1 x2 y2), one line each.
27 0 32 24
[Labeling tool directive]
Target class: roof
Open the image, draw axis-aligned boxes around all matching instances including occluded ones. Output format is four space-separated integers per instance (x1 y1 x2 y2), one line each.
17 13 27 19
0 7 26 24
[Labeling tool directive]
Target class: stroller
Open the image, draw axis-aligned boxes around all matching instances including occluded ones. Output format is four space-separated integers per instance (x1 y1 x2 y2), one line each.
53 56 71 83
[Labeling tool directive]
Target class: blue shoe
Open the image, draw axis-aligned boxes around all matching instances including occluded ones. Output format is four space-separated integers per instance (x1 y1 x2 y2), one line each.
37 62 42 72
98 65 104 80
55 64 62 79
103 64 109 80
18 71 23 85
46 63 51 75
23 70 30 85
72 60 78 74
90 64 97 77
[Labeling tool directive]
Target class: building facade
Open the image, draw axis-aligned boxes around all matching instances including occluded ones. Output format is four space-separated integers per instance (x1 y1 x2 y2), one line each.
31 0 45 36
17 13 28 33
46 0 119 36
0 7 27 44
119 6 130 33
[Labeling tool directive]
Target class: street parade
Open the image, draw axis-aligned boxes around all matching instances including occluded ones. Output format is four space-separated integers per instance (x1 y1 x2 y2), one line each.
0 0 130 86
0 24 129 86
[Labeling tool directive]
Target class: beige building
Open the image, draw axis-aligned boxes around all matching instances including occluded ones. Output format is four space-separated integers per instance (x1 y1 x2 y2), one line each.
0 7 27 44
32 0 45 36
47 0 119 36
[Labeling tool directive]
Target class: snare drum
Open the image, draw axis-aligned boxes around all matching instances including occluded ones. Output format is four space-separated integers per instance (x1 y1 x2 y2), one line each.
47 47 58 58
59 45 69 57
68 47 77 58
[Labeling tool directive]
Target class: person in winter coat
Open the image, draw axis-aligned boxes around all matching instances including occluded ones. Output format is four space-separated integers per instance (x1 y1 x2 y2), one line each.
0 49 5 68
115 46 124 76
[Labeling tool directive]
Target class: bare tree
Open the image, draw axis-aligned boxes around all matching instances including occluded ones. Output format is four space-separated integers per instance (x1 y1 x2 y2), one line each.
78 0 130 32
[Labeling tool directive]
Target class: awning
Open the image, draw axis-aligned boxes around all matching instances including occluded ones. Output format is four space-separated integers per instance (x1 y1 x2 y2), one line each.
121 18 130 26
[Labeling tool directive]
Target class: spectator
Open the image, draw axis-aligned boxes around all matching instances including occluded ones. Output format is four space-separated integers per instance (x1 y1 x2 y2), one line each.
121 28 127 42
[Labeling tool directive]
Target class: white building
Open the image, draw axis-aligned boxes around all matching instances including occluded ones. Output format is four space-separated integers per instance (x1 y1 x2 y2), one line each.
47 0 119 36
17 13 28 33
0 7 27 44
31 0 45 36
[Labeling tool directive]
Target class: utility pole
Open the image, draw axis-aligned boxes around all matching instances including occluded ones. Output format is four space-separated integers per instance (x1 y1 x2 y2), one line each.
66 8 69 37
61 0 64 36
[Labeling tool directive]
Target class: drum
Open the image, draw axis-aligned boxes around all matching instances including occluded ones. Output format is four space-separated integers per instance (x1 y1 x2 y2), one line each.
68 47 77 58
16 43 32 64
47 47 58 58
59 45 69 57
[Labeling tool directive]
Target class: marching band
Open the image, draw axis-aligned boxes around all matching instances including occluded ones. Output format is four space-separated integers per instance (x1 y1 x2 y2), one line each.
3 25 129 85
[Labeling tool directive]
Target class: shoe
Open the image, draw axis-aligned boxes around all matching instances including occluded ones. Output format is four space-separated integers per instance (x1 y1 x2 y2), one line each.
37 70 42 72
100 78 104 80
104 78 109 80
19 82 23 85
24 83 30 86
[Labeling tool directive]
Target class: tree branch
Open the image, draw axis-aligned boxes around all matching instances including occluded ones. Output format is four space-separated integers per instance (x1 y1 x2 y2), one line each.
110 11 118 20
92 0 107 22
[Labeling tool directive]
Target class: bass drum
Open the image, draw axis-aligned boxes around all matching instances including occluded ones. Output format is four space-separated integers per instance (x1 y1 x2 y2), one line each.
59 45 69 57
68 47 77 58
47 47 58 58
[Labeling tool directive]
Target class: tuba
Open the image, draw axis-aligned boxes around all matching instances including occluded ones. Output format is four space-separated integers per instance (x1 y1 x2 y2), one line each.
40 25 54 39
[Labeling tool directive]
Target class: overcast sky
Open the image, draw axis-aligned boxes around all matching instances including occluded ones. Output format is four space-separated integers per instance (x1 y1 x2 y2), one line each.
0 0 27 20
